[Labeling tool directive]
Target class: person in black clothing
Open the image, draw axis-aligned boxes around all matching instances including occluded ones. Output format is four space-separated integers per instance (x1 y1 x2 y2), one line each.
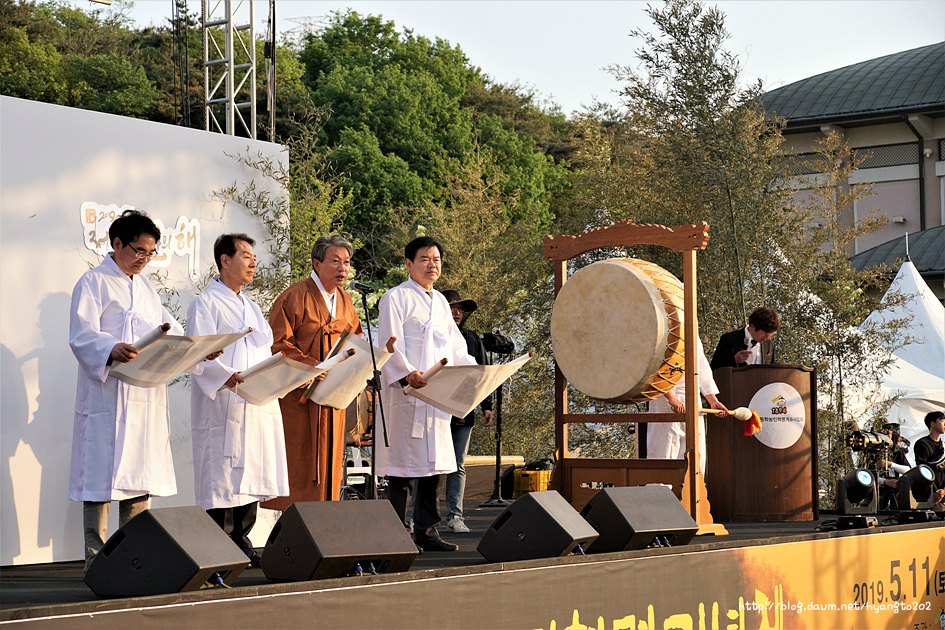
441 289 493 533
859 422 913 510
913 410 945 509
710 306 780 370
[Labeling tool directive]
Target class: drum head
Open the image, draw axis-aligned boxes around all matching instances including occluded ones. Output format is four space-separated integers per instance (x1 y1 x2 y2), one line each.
552 258 678 403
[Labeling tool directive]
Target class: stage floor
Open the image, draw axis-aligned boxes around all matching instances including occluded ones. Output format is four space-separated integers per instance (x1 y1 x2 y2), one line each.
0 501 899 613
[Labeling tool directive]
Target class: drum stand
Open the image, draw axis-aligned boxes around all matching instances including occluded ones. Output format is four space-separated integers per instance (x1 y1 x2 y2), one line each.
543 220 727 537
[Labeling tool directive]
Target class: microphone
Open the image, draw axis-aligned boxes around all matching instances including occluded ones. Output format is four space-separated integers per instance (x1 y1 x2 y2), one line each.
350 281 374 294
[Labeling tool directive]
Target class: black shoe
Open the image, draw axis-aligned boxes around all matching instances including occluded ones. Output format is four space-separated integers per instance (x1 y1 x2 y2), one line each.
415 536 459 552
242 548 261 567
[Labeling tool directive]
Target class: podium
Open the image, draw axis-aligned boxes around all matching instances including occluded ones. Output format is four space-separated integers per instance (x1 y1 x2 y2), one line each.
707 365 818 522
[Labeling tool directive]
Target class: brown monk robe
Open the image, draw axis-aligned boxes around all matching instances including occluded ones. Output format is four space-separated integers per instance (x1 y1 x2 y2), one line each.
260 277 362 510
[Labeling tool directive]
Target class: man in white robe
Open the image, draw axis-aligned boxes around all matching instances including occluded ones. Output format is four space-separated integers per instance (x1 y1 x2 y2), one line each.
646 335 728 474
376 236 477 552
187 234 289 565
69 210 183 569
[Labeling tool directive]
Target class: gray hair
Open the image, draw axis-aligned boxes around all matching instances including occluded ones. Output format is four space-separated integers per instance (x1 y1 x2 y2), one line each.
311 233 354 263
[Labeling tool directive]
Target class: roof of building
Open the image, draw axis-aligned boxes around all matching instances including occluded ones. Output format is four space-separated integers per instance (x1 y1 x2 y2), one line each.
764 43 945 130
849 226 945 277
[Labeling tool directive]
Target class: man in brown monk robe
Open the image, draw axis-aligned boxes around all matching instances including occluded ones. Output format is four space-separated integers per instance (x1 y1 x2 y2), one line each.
261 234 362 510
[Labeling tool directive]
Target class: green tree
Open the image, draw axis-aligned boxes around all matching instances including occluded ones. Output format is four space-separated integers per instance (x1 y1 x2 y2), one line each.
259 36 312 141
0 25 65 101
0 0 161 119
376 152 561 460
555 0 799 459
773 132 911 507
132 1 204 129
298 10 565 276
575 0 797 347
564 0 911 497
299 12 475 229
215 108 352 311
61 53 157 117
462 81 574 163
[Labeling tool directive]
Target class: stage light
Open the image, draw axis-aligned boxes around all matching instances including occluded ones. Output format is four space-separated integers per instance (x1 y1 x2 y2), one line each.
836 469 879 529
896 465 936 520
836 467 877 511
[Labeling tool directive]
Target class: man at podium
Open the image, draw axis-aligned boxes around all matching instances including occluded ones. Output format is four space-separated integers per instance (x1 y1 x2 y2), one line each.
709 306 780 369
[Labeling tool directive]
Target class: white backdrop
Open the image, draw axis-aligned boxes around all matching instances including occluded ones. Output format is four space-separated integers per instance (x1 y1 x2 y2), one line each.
0 96 288 565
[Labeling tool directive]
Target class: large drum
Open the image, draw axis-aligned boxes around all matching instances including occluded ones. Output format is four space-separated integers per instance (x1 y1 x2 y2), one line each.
551 258 685 403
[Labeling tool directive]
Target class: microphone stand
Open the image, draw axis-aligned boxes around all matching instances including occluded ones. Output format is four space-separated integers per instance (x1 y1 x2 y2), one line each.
480 349 510 508
357 288 388 500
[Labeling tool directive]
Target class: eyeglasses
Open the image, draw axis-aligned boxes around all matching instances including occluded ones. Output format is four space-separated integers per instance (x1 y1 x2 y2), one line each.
127 244 158 260
323 257 351 267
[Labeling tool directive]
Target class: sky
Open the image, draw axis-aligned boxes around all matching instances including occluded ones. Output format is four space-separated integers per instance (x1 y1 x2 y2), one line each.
86 0 944 115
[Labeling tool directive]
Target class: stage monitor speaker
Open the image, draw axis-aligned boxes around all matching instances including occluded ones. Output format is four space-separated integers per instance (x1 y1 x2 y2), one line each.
579 485 698 552
261 500 418 581
84 506 249 598
476 490 599 563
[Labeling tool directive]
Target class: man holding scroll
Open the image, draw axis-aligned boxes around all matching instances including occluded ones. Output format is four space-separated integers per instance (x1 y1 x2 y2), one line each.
376 237 478 552
69 209 184 569
187 234 289 565
261 234 362 510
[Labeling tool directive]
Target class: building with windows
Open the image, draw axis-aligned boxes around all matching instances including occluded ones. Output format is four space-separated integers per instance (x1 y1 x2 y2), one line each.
764 43 944 298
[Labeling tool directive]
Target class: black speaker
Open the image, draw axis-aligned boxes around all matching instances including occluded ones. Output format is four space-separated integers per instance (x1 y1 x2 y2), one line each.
261 500 418 581
579 486 698 552
84 506 249 598
477 490 599 563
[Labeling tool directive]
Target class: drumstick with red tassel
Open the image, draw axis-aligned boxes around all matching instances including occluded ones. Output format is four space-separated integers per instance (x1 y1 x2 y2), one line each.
700 406 763 436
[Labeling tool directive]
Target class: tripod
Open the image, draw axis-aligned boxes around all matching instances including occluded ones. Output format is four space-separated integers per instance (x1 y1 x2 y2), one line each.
480 349 511 508
355 287 389 500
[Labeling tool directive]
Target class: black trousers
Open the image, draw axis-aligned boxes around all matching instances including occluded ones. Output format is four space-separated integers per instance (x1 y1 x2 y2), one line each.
387 474 442 538
207 502 258 551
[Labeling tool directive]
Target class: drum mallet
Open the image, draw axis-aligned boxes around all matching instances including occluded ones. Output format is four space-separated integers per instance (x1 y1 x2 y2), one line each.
700 406 762 435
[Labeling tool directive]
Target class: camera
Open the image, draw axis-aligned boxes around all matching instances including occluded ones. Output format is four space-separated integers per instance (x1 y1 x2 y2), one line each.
482 331 515 355
847 430 893 452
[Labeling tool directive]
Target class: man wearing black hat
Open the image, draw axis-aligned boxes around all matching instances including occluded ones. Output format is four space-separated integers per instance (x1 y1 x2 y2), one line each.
441 289 493 533
861 421 913 510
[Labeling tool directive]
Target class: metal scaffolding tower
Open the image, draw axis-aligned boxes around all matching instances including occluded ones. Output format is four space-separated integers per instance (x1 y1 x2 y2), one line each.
202 0 256 138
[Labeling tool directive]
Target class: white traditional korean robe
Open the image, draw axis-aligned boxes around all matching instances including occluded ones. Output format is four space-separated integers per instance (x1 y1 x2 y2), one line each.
187 279 289 509
647 336 719 473
69 254 182 502
376 278 477 478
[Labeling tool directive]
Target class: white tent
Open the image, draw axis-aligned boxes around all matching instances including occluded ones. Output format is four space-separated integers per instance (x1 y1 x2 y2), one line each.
860 261 945 450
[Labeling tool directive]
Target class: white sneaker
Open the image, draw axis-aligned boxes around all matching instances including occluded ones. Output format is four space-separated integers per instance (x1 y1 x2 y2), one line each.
446 515 470 533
